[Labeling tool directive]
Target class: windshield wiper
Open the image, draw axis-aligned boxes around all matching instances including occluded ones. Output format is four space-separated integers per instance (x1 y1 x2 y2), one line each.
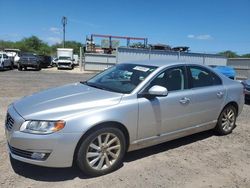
80 81 123 93
81 81 109 91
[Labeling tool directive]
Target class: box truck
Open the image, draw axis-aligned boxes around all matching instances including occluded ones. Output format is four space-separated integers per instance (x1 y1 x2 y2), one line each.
57 48 74 69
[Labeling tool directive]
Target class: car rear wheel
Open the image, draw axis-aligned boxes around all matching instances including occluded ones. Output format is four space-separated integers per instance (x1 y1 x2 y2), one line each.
76 127 126 176
36 65 41 71
215 105 237 135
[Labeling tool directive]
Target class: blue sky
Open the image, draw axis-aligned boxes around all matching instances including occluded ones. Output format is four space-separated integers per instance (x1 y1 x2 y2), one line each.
1 0 250 54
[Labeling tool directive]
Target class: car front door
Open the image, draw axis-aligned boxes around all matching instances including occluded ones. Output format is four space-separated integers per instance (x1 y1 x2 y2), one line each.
137 66 195 139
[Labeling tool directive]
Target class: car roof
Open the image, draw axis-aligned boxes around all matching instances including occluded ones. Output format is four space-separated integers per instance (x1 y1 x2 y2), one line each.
122 60 199 68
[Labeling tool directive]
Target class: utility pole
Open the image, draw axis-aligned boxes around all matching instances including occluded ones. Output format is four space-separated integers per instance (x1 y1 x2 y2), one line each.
61 16 67 48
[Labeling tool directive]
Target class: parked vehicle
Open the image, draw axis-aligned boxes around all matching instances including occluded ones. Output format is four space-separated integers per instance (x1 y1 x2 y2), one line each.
210 65 236 80
38 55 52 68
241 79 250 101
57 48 74 69
5 61 244 176
18 53 41 71
0 52 13 70
51 57 58 67
4 49 21 67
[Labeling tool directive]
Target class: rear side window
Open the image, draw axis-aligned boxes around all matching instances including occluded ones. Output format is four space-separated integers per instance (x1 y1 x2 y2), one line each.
189 66 222 88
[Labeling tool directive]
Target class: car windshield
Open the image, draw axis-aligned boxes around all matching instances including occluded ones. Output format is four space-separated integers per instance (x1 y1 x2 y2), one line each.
59 56 71 60
84 63 157 94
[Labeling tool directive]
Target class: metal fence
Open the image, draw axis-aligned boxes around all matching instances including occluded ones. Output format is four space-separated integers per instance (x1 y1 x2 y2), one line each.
227 58 250 79
84 47 227 71
117 47 227 66
84 53 116 71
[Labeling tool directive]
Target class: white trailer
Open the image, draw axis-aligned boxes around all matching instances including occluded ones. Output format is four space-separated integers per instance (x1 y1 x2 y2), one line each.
57 48 74 69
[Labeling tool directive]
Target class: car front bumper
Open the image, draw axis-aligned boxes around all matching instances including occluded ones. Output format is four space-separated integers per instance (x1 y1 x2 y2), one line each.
245 89 250 100
57 62 72 68
5 105 82 168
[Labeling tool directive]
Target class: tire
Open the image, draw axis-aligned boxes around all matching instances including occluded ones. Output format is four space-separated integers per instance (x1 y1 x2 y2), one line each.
36 64 41 71
76 127 126 176
70 64 74 70
215 105 237 135
10 63 14 70
17 64 22 71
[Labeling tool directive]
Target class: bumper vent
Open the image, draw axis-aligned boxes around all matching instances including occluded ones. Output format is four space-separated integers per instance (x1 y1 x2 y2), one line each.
5 113 15 131
9 144 34 159
8 144 50 161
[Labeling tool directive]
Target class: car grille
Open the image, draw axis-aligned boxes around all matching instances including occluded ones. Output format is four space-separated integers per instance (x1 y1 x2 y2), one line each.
58 63 70 66
5 113 15 131
9 144 34 159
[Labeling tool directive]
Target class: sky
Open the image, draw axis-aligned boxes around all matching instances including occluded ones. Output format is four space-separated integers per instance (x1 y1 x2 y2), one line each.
0 0 250 54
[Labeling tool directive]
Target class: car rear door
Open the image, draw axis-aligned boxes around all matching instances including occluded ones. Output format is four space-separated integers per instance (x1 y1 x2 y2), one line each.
186 65 226 126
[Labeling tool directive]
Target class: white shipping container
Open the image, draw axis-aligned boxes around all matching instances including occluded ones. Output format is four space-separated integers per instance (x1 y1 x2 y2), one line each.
57 48 73 59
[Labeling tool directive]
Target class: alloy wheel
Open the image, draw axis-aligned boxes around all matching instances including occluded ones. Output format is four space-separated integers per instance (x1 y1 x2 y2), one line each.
86 133 121 170
221 108 235 132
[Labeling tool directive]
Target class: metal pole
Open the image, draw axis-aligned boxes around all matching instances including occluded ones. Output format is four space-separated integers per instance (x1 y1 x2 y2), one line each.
80 47 83 71
62 16 67 48
149 46 151 60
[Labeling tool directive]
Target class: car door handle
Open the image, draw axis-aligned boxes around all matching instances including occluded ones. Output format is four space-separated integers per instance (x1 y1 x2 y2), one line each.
179 97 190 104
217 92 224 98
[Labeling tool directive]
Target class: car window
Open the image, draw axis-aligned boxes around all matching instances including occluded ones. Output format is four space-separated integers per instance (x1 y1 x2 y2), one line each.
149 66 187 92
86 64 157 94
189 66 222 88
3 54 8 58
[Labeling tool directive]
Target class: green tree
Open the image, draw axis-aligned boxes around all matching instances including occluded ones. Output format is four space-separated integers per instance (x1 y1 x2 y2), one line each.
51 41 83 55
218 50 239 58
17 36 51 55
0 40 16 50
241 53 250 58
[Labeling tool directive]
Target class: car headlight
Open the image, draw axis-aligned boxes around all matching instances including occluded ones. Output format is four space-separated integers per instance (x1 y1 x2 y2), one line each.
20 120 65 134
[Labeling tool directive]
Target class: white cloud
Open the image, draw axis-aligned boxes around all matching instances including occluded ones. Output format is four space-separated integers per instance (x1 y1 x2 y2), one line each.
187 34 213 40
187 34 195 39
46 37 62 44
49 27 61 35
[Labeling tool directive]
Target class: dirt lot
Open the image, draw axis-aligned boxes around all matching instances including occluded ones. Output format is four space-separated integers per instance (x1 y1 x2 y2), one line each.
0 69 250 188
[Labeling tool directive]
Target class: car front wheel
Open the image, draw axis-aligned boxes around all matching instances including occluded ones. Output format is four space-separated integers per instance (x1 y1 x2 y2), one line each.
215 105 237 135
17 64 22 71
76 127 126 176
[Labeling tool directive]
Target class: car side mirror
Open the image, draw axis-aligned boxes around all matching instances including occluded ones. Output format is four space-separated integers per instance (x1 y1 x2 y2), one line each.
148 85 168 97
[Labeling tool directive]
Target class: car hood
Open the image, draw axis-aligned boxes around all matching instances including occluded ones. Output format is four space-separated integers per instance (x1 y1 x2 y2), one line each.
58 60 72 62
13 83 123 120
243 79 250 86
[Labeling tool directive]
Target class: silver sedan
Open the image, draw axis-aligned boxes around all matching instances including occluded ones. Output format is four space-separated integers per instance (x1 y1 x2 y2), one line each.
5 61 244 176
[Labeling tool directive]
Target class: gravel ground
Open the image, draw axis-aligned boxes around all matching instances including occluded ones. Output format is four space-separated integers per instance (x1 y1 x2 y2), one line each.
0 69 250 188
